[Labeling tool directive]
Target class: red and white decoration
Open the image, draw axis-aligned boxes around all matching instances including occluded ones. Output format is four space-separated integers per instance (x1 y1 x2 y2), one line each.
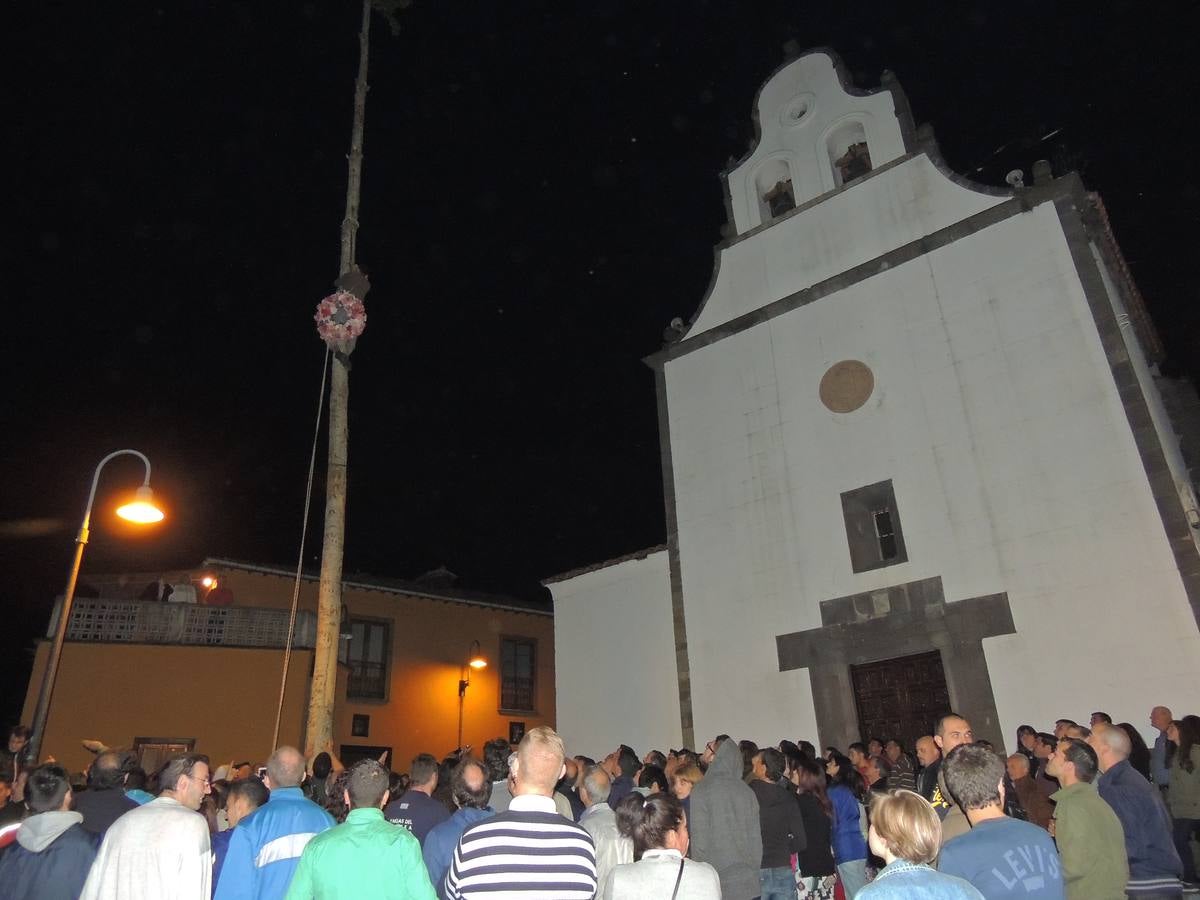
314 290 367 353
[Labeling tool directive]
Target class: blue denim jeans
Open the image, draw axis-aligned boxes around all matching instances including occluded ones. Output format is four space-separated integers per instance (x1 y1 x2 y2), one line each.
759 865 795 900
837 859 869 898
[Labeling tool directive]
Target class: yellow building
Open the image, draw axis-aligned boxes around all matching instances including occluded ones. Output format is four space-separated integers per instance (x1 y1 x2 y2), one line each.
21 558 555 775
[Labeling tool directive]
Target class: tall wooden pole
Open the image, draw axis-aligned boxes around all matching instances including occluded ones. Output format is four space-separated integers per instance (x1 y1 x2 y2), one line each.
305 0 373 759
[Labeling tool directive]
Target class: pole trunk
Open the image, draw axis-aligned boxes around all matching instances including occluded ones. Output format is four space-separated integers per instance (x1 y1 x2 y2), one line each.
304 0 372 759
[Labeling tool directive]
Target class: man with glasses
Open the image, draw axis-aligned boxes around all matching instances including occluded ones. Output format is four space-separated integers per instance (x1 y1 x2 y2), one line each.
81 752 214 899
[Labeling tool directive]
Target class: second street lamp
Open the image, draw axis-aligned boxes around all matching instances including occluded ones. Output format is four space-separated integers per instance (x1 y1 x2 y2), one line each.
27 449 164 762
457 640 488 751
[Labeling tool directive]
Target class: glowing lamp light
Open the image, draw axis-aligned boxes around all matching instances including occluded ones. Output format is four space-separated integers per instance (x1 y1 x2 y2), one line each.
469 655 487 670
116 485 165 524
200 576 218 589
29 448 165 763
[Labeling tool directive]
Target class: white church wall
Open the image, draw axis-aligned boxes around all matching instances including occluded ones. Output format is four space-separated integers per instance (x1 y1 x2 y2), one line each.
690 154 1004 339
548 550 681 757
666 199 1200 748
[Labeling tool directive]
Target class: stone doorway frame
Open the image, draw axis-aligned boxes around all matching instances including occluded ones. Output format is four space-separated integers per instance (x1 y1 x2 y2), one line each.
776 576 1015 753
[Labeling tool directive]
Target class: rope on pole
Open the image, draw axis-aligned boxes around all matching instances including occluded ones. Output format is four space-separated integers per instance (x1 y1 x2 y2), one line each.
272 348 332 753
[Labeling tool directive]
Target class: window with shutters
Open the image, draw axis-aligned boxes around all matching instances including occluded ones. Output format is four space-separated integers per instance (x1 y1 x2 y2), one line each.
340 619 390 700
499 637 536 713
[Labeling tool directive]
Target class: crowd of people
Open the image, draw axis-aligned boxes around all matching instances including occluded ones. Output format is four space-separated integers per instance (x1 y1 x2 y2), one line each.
0 705 1196 900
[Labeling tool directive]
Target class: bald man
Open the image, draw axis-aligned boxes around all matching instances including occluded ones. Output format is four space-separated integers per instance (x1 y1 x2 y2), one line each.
915 735 941 800
215 746 335 900
1150 706 1173 791
932 713 974 845
1091 725 1184 897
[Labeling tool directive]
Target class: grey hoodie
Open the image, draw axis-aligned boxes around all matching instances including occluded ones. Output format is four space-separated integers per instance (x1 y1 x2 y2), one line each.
18 811 84 852
689 740 763 900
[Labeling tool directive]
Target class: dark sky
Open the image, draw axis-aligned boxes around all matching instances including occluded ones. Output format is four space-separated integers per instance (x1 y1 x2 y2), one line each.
6 1 1197 726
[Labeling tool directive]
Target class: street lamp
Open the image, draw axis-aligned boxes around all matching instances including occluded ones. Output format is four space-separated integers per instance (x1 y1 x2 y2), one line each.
456 639 487 751
27 449 164 761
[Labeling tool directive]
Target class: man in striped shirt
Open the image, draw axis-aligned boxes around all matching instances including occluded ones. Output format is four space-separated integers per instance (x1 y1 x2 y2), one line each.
445 726 596 899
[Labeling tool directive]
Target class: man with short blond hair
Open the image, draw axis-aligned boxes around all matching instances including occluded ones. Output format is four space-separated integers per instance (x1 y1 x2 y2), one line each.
445 727 596 899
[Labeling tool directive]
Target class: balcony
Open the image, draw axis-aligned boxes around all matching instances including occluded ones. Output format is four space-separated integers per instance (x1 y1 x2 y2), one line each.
49 597 316 649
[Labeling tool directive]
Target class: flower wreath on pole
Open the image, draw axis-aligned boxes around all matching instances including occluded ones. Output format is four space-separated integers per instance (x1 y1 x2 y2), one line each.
314 290 367 355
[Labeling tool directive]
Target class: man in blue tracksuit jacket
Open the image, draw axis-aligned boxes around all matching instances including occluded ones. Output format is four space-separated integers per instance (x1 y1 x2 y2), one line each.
215 747 335 900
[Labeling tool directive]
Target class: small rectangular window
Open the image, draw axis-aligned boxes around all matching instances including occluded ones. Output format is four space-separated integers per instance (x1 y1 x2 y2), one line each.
500 637 536 712
841 480 908 573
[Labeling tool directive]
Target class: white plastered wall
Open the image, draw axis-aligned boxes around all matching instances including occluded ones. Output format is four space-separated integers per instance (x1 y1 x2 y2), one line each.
667 200 1200 749
549 550 682 757
692 155 1004 339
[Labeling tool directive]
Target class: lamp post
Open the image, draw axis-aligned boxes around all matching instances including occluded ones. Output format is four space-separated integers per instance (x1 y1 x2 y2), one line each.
27 449 164 762
456 640 488 751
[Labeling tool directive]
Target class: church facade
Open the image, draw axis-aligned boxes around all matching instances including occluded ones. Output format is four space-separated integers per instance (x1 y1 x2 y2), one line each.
548 49 1200 756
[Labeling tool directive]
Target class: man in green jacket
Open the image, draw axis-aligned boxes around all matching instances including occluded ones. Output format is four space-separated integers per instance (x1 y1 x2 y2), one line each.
1046 737 1128 900
286 759 437 900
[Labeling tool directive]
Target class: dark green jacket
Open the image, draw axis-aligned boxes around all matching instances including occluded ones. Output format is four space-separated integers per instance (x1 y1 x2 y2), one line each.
1051 781 1127 900
1167 747 1200 819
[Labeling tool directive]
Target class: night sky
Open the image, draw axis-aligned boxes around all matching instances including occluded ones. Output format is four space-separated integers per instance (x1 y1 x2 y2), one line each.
6 1 1197 727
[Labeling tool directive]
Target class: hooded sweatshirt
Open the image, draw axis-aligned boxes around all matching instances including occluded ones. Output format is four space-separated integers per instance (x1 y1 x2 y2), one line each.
0 810 99 900
688 740 762 900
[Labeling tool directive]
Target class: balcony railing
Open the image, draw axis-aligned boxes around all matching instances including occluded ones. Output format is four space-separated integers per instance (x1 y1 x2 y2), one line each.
50 597 316 649
347 660 387 699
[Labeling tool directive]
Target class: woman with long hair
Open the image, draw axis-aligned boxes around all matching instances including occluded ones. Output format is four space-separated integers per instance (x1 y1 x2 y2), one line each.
857 791 983 898
826 752 869 898
600 793 721 899
1117 722 1153 781
792 756 837 899
1167 715 1200 887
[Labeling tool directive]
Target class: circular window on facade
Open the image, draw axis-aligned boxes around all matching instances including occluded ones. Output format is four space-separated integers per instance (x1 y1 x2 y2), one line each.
819 360 874 413
781 93 816 128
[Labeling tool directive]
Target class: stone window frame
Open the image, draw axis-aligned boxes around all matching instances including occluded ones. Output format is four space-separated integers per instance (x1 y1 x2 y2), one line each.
840 479 908 573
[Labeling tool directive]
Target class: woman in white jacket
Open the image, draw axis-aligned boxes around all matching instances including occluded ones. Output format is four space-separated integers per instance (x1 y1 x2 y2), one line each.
600 793 722 900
